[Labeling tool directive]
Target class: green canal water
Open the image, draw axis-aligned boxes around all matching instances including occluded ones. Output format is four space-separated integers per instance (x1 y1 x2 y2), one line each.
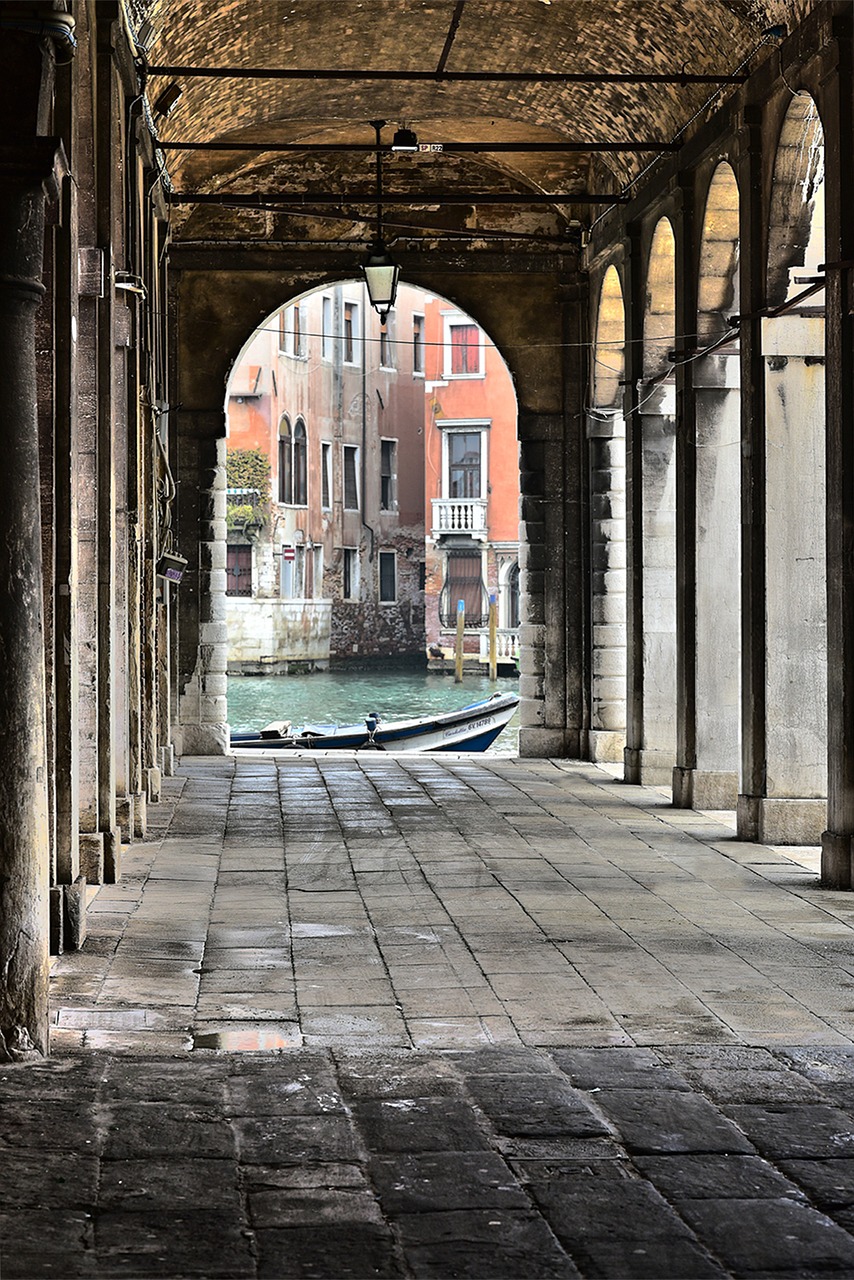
227 670 520 755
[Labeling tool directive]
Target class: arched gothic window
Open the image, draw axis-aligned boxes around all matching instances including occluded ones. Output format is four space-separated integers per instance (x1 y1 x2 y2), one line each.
278 417 292 504
277 416 308 506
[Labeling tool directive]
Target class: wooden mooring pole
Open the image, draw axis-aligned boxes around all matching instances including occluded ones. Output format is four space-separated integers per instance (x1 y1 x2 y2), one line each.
455 599 465 683
488 594 498 681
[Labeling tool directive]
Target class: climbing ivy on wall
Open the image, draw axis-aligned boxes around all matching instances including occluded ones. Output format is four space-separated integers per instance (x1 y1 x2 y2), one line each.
226 448 271 534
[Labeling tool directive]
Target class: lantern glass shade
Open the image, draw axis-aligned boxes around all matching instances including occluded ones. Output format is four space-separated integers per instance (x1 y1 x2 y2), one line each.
363 241 400 319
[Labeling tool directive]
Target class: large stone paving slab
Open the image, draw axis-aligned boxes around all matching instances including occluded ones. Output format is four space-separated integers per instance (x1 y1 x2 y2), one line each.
18 755 854 1275
5 1047 854 1277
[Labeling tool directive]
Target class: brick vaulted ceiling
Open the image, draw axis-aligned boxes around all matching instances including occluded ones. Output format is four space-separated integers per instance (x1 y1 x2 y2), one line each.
137 0 814 249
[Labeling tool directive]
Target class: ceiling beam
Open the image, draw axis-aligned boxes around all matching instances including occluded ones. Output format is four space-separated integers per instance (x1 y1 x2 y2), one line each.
168 191 627 205
147 65 748 85
159 139 680 154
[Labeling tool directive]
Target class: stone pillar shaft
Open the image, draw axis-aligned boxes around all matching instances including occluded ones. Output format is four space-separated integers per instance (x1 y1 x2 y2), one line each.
821 18 854 885
0 150 61 1056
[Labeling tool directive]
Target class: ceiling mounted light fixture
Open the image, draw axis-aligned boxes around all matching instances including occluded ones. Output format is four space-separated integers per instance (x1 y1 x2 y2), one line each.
391 124 418 152
362 120 400 323
153 82 183 118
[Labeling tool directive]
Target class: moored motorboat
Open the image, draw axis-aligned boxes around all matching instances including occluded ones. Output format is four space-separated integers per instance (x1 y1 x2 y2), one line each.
229 691 519 753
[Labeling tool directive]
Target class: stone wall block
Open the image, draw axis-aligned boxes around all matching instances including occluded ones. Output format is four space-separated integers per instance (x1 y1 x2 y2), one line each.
519 672 545 701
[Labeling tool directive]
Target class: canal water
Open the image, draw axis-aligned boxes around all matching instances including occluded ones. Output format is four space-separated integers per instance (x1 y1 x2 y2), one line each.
227 671 520 755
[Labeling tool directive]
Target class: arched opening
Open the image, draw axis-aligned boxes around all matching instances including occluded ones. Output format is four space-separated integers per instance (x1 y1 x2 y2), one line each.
762 93 827 842
222 280 522 741
693 161 742 808
588 264 627 763
639 217 678 782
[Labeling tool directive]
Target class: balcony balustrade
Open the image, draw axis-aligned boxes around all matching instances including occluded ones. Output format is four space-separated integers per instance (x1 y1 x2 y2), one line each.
431 497 487 539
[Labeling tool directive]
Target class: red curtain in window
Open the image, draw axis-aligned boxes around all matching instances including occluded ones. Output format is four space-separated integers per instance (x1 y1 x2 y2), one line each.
451 324 478 374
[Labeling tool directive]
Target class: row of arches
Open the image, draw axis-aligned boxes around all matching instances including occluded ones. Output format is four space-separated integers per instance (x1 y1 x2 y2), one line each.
588 92 828 845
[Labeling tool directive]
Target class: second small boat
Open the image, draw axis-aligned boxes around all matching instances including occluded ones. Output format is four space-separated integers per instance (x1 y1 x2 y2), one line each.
230 691 519 754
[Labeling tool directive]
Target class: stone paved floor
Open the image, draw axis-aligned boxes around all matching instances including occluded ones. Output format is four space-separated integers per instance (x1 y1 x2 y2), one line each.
7 755 854 1277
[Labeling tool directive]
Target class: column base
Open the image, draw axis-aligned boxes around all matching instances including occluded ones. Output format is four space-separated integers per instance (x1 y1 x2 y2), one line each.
160 744 175 777
518 727 581 758
132 792 147 839
79 832 104 883
624 746 674 787
115 795 134 845
738 795 827 845
821 831 853 889
104 826 121 883
146 766 162 804
588 730 626 765
672 768 738 811
63 876 87 950
174 722 229 756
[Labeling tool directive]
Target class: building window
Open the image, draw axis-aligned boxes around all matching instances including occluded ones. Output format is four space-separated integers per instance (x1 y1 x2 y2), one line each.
343 445 359 510
278 416 307 505
380 439 396 511
380 318 394 368
278 416 292 503
343 300 360 364
443 317 483 378
281 545 305 598
293 419 307 505
321 295 333 360
447 430 482 499
281 303 306 358
412 314 424 374
227 545 252 597
312 546 324 598
321 442 331 509
379 551 396 603
440 550 487 626
343 547 359 600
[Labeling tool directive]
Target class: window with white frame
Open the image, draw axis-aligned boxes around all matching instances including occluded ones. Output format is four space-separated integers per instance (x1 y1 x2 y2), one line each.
380 438 396 511
321 442 332 509
343 299 360 364
279 416 307 505
412 313 424 375
343 445 360 510
280 545 305 598
281 303 306 358
379 551 396 603
380 316 394 369
321 295 333 360
343 547 359 600
443 427 486 499
443 314 484 378
312 546 324 598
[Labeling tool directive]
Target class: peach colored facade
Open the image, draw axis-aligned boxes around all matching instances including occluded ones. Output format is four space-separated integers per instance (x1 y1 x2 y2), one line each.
226 284 519 671
421 297 520 664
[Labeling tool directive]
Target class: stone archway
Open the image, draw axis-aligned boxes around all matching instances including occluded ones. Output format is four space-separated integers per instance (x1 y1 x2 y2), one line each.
170 251 586 758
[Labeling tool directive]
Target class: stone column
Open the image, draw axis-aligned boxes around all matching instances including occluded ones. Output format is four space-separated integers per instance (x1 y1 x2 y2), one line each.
622 227 646 783
672 181 699 808
736 107 768 841
821 18 854 885
174 423 230 755
0 138 64 1057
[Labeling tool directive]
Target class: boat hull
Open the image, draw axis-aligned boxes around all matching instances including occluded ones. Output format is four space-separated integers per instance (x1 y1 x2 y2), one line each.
230 693 518 754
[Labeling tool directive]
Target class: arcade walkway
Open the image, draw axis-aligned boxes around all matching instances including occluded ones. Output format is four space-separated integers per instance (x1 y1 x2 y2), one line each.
8 755 854 1277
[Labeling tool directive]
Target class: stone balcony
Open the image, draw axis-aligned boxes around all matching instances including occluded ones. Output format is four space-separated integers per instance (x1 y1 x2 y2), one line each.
431 497 488 540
